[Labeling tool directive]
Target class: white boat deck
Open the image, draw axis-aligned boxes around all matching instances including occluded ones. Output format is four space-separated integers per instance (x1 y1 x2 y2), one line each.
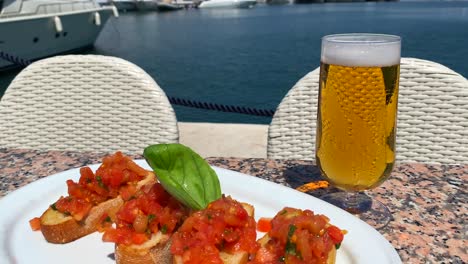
178 122 268 158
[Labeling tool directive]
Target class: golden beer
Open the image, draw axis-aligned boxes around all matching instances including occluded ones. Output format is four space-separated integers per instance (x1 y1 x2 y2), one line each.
316 34 401 192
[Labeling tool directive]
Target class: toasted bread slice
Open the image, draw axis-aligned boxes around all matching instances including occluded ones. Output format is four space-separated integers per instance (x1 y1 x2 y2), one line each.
40 196 124 243
115 232 172 264
40 171 155 244
172 251 249 264
256 234 336 264
116 201 254 264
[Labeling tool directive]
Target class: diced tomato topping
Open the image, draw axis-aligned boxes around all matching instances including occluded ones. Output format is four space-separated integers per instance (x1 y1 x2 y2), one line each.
132 233 149 244
102 183 189 246
54 196 93 221
117 199 139 223
250 207 345 264
257 217 272 233
170 196 259 264
97 213 113 233
44 151 151 222
327 225 344 245
119 184 137 201
78 167 95 186
96 151 146 189
29 217 41 231
102 226 134 245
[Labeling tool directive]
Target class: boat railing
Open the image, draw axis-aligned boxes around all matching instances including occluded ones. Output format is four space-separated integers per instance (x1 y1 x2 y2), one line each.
0 0 101 18
36 1 98 15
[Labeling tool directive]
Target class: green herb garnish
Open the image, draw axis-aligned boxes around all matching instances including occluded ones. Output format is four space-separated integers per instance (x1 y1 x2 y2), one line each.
143 144 222 210
50 203 57 210
285 224 298 256
96 176 104 188
148 214 156 222
335 243 341 250
287 224 296 238
161 224 168 234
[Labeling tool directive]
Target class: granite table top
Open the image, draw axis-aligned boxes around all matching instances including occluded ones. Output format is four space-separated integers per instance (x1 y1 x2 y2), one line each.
0 148 466 263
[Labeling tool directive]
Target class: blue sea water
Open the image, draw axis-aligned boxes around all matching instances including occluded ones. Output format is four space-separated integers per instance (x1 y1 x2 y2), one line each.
1 1 467 124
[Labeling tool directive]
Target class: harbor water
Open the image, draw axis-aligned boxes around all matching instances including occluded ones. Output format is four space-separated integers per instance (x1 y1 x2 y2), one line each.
1 1 467 124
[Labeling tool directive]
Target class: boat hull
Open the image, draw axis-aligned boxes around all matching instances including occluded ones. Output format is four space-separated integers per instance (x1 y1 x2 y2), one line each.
0 8 115 70
135 0 159 11
112 1 137 11
198 0 256 9
157 3 183 11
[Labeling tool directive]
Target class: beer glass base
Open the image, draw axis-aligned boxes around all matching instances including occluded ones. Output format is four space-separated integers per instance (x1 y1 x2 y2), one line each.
320 192 391 229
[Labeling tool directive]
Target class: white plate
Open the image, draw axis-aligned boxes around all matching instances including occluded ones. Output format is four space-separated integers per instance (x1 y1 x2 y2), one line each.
0 160 401 263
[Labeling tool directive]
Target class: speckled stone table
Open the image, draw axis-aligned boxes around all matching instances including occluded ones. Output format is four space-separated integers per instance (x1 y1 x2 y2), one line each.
0 148 466 263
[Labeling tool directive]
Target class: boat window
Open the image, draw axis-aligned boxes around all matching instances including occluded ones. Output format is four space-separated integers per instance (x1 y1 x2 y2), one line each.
1 0 22 14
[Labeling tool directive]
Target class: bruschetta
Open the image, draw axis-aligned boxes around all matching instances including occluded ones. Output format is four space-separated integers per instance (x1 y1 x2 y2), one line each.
250 207 345 264
102 181 190 264
169 196 258 264
105 195 257 264
36 151 156 243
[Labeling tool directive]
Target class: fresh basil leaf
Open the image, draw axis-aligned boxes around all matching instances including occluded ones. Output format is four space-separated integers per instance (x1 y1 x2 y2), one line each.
143 143 221 210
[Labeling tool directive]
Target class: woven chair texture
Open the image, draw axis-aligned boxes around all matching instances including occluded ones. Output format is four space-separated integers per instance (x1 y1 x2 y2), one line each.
0 55 179 155
267 57 468 164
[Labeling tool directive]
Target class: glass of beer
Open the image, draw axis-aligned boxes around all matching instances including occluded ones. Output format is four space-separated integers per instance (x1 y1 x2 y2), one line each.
316 34 400 228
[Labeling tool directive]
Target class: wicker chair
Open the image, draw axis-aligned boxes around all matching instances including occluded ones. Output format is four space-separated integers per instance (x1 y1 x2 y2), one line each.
0 55 179 155
267 58 468 164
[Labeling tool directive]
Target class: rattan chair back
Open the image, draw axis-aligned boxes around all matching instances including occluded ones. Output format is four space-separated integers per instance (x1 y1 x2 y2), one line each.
267 58 468 164
0 55 179 155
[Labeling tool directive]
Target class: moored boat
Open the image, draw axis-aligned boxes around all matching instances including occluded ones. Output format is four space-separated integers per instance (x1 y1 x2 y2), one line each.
0 0 118 70
157 1 183 11
266 0 290 4
198 0 256 9
135 0 158 11
110 0 137 11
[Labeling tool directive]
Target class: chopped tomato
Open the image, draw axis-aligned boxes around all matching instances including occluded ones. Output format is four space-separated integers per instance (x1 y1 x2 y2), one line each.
97 213 113 232
132 233 149 244
103 183 189 246
127 160 150 177
327 225 344 245
257 217 272 233
119 184 137 201
78 167 95 186
96 151 146 189
250 207 345 264
54 196 93 221
29 217 41 231
102 227 134 245
117 199 139 223
46 152 150 221
170 196 258 263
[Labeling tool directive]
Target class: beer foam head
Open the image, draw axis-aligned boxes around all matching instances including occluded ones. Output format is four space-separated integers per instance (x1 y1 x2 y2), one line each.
321 34 401 67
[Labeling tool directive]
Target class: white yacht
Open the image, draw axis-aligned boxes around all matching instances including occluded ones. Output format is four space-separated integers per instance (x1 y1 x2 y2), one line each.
0 0 118 70
135 0 158 11
198 0 256 9
157 1 183 11
108 0 137 11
